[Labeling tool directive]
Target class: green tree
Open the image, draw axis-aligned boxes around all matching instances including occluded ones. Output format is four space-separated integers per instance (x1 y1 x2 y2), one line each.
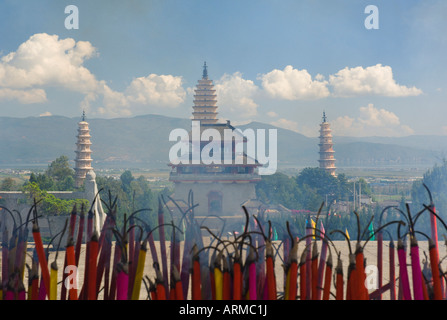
22 182 88 216
27 155 75 191
29 172 55 190
357 178 372 196
296 168 350 205
47 155 74 182
256 172 302 209
96 171 172 232
47 155 75 190
0 177 16 191
120 170 134 193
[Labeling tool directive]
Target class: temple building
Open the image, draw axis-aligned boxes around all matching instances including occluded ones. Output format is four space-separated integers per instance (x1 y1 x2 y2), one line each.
168 63 262 230
74 111 93 188
318 111 336 176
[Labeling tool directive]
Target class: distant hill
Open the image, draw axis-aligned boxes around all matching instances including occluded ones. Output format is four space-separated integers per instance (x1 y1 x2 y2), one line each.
0 114 445 169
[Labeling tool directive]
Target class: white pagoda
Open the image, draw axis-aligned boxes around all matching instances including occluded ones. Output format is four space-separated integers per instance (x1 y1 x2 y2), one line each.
74 111 93 188
318 112 336 176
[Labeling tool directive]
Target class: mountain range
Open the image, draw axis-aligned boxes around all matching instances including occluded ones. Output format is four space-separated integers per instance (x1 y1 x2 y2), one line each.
0 114 445 170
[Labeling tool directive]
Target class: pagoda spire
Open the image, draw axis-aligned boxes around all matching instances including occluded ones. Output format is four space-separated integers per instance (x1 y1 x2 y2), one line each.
202 61 208 79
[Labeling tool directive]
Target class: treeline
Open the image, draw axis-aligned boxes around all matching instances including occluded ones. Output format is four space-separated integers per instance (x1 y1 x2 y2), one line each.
254 167 376 240
255 167 371 212
0 155 83 217
95 170 172 229
256 163 447 241
410 160 447 238
0 155 172 222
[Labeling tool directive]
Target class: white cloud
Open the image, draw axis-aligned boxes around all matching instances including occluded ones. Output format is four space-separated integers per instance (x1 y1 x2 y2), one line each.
0 33 186 117
0 88 47 104
270 118 319 137
39 111 52 117
331 104 414 137
0 34 424 121
329 64 423 97
270 118 299 132
99 82 131 117
0 33 98 93
215 72 259 118
260 65 329 100
126 74 186 107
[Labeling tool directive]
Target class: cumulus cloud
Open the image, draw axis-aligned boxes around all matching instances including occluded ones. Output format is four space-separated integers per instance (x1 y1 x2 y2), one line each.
267 111 278 118
0 33 186 117
260 65 330 100
214 72 259 118
257 64 421 101
0 88 47 104
39 111 52 117
126 74 186 107
329 64 423 97
270 118 300 132
98 82 131 117
331 104 414 137
0 34 423 120
0 33 98 93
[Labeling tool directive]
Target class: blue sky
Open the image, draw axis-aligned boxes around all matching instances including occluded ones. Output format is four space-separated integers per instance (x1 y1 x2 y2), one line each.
0 0 446 137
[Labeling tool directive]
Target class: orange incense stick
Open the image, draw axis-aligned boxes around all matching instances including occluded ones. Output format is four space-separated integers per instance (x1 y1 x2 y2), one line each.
173 266 184 300
355 243 368 300
65 237 78 300
287 241 298 300
346 254 357 300
191 245 202 300
322 251 333 300
32 221 51 300
233 253 242 300
299 249 307 300
88 232 99 300
222 256 231 300
429 238 443 300
311 241 319 300
266 241 277 300
335 256 344 300
156 268 167 300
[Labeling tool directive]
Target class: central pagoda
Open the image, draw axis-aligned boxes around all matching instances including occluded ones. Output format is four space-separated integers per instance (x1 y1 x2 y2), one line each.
192 62 219 125
168 63 261 231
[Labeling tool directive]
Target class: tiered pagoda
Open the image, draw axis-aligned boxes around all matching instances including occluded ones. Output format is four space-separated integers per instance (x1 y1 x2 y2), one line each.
318 112 336 176
74 111 93 188
192 62 219 125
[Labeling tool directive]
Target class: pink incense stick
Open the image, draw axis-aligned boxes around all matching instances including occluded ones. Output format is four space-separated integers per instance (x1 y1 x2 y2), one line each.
410 238 424 300
397 239 412 300
116 268 129 300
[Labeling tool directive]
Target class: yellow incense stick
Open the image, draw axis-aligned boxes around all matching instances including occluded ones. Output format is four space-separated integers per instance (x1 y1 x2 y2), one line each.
131 245 147 300
214 267 223 300
50 262 58 300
